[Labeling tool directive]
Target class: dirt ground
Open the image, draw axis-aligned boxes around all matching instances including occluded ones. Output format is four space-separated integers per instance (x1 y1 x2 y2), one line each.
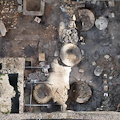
0 0 61 61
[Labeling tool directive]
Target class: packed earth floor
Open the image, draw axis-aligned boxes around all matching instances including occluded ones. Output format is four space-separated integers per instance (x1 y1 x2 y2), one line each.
0 0 120 113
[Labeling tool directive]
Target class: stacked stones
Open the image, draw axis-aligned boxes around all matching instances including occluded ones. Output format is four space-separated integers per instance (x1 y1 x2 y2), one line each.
60 28 79 44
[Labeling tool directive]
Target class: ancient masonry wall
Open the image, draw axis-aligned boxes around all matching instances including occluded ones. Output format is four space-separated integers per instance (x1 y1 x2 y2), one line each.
0 112 120 120
0 58 25 113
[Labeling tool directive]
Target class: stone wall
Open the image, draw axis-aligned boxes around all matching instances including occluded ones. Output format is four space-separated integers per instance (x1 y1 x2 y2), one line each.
0 111 120 120
0 58 25 113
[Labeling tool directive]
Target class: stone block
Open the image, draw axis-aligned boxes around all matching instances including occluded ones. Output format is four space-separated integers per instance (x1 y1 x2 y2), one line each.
23 0 45 16
39 53 45 62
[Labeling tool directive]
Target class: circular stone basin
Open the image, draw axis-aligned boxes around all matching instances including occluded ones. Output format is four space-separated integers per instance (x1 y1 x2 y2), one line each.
70 81 92 103
78 9 95 31
60 43 82 67
95 17 108 30
33 83 52 104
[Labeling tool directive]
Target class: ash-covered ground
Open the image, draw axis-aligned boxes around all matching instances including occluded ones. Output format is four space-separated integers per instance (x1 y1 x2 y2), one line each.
0 0 120 113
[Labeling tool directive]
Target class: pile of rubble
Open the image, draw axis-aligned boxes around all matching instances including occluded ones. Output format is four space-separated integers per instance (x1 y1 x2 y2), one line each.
60 28 79 44
60 5 75 18
27 71 48 82
0 0 18 30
